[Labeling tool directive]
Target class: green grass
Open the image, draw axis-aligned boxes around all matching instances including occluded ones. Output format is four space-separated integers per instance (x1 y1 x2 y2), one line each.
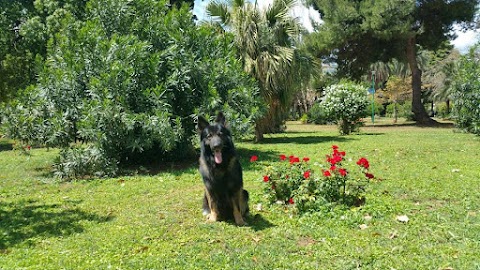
1 120 480 269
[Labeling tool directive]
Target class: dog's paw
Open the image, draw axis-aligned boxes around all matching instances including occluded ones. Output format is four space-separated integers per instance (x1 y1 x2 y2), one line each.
207 213 218 222
235 218 247 226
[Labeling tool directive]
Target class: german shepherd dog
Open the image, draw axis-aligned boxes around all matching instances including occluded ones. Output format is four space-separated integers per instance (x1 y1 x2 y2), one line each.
197 112 249 226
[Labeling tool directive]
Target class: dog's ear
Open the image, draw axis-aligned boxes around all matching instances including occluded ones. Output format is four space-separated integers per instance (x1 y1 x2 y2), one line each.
197 116 209 133
215 112 226 126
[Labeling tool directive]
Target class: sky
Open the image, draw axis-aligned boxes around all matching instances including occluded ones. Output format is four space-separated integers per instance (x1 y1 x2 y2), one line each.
193 0 479 54
193 0 321 32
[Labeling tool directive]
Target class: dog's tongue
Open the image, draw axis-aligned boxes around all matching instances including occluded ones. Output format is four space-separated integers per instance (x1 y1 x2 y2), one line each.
214 150 223 164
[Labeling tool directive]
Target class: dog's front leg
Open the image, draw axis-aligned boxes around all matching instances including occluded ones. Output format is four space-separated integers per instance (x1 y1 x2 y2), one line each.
231 190 246 226
204 189 219 222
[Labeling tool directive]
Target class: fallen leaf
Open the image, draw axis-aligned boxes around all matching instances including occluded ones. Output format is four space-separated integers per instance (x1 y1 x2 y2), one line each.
208 239 221 244
255 203 263 211
359 224 368 230
396 215 409 223
451 169 460 173
389 231 398 239
252 236 261 243
364 215 372 221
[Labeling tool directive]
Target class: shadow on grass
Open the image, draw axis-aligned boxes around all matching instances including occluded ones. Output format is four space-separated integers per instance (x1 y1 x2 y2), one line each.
0 141 13 152
121 147 281 176
365 121 454 128
259 135 352 145
0 200 111 250
246 214 275 232
120 155 198 176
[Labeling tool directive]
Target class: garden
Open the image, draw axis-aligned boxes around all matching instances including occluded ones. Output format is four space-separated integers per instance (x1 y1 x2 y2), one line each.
1 120 479 269
1 0 480 269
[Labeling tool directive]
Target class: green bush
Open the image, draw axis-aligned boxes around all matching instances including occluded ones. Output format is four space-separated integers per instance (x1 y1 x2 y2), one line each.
307 102 334 124
435 102 452 119
1 0 262 179
364 99 384 117
320 82 369 135
451 45 480 135
299 114 308 124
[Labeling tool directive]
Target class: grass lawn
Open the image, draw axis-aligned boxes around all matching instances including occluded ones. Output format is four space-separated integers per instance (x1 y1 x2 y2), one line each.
1 118 479 269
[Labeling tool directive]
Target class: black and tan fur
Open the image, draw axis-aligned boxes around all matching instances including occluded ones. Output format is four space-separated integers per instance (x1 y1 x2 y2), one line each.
197 112 249 226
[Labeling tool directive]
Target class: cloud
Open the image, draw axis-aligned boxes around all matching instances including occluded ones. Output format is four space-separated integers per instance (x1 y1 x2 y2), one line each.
255 0 321 32
451 28 479 54
193 0 210 20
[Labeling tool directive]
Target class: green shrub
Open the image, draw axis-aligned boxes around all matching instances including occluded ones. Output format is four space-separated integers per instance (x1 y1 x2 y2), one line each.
451 45 480 135
364 99 384 117
435 102 452 119
307 102 333 124
299 114 308 124
1 0 262 179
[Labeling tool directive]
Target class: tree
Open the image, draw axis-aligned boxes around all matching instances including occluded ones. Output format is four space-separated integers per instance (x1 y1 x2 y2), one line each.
206 0 319 141
0 0 37 103
306 0 478 125
384 75 411 122
423 48 462 114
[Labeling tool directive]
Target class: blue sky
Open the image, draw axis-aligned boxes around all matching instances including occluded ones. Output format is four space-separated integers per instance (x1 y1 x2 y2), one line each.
193 0 479 53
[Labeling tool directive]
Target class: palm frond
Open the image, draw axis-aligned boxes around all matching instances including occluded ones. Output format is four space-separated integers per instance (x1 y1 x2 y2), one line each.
206 1 231 25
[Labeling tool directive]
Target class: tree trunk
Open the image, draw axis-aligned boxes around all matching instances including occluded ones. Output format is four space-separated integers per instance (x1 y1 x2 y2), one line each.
405 36 437 125
254 122 264 142
393 101 398 123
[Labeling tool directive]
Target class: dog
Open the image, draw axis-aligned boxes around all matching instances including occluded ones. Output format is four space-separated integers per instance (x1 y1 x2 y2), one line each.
197 112 249 226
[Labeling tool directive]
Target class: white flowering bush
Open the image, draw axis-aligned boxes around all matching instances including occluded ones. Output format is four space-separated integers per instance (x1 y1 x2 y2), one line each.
320 82 369 135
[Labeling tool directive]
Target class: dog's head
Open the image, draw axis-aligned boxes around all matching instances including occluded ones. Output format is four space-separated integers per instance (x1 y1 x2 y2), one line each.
197 112 233 164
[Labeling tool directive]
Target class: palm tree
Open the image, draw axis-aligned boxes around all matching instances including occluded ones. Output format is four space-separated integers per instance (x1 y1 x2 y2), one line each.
428 50 461 115
206 0 317 141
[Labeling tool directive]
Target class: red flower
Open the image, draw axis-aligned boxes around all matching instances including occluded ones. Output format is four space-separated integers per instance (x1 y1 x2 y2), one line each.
27 145 31 151
280 154 287 161
302 157 310 162
332 145 339 150
289 156 300 164
327 154 343 165
263 175 270 182
303 170 311 179
365 173 374 179
339 151 346 156
356 157 370 169
285 175 289 179
250 155 258 162
288 198 294 204
339 168 348 177
330 165 337 171
323 170 332 177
